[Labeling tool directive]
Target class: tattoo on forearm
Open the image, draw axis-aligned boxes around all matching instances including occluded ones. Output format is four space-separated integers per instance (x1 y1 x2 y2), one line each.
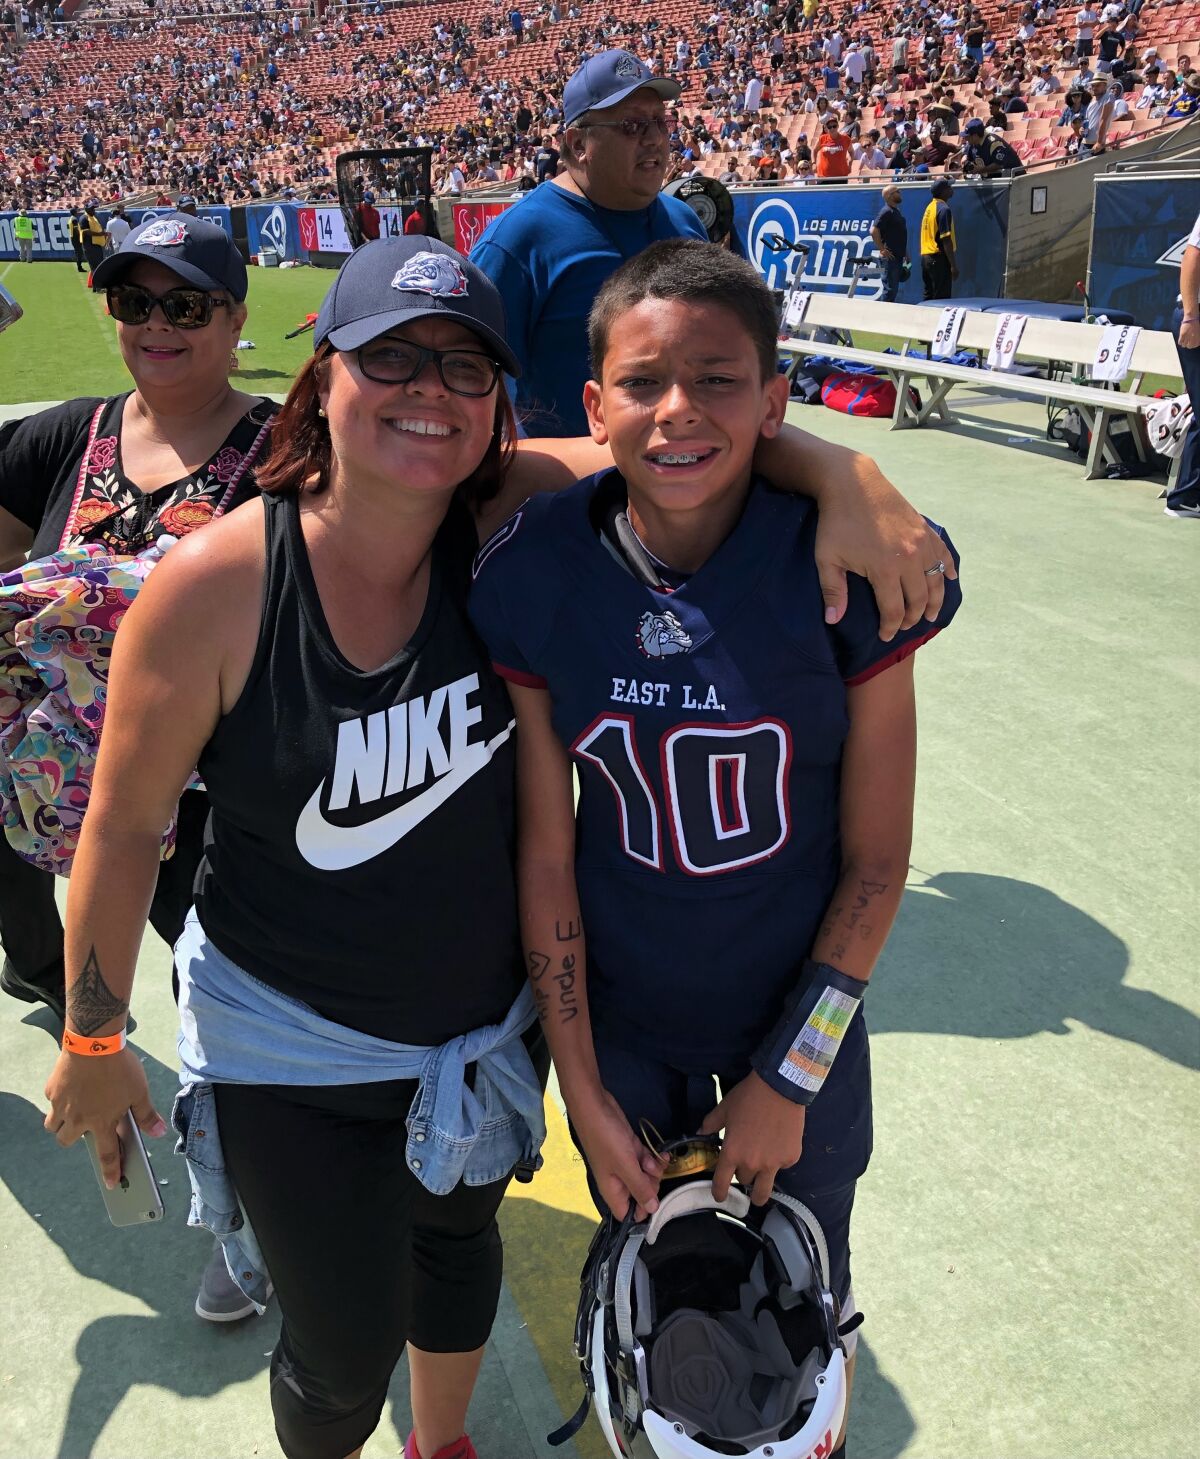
824 879 889 967
555 918 581 942
527 946 579 1023
528 951 551 1024
68 946 129 1035
554 951 579 1022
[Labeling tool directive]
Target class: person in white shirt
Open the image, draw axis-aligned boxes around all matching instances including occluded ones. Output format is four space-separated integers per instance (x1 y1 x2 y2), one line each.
1136 68 1168 107
1082 74 1114 144
1030 63 1063 93
854 130 889 169
1163 208 1200 516
104 206 131 248
824 29 845 63
1075 3 1099 58
744 74 764 109
842 43 868 85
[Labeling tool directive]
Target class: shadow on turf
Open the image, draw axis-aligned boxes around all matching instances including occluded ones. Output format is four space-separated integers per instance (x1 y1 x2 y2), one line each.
880 870 1199 1068
230 366 295 382
0 1026 275 1459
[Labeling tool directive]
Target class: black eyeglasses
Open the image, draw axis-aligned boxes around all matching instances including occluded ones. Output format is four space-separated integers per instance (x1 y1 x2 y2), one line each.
577 114 671 140
354 339 502 397
106 283 230 329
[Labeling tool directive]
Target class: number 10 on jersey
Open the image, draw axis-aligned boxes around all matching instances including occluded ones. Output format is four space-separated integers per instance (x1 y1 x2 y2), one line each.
572 715 792 877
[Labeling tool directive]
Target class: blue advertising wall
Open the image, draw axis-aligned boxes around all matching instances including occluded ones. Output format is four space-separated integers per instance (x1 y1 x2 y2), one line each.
736 182 1010 302
0 206 231 261
1089 175 1200 330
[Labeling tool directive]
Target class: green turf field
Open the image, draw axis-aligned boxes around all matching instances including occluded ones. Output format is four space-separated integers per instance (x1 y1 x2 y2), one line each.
0 260 331 406
1 261 1182 410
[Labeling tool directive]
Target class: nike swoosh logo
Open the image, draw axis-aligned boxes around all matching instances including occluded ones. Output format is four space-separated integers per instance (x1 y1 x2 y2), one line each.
295 720 514 872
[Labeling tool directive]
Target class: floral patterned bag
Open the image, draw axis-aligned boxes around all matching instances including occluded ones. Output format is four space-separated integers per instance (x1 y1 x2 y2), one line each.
0 539 182 874
0 405 270 874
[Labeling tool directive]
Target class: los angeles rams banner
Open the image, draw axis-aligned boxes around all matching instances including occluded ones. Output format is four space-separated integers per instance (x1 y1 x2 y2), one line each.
0 207 231 261
736 182 1009 302
1089 175 1200 330
245 202 306 261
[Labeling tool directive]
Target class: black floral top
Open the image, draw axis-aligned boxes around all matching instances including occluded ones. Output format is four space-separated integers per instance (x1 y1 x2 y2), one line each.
0 393 277 561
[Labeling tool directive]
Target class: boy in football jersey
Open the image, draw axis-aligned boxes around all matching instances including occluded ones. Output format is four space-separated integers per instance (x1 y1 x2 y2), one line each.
470 240 960 1452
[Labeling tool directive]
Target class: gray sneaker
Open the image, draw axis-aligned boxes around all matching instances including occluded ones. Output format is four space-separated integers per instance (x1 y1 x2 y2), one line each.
194 1241 260 1323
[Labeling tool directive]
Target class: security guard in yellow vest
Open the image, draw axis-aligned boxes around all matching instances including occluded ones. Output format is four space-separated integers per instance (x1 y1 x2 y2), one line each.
69 209 86 272
81 203 108 275
13 210 34 263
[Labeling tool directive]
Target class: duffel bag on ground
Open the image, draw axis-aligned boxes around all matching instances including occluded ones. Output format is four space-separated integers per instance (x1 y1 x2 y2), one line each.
820 370 920 418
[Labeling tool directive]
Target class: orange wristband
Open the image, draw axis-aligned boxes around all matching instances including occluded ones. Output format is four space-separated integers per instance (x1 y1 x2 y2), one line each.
62 1028 127 1057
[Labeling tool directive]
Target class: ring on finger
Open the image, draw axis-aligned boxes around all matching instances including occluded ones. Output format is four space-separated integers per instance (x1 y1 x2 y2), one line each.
923 559 946 576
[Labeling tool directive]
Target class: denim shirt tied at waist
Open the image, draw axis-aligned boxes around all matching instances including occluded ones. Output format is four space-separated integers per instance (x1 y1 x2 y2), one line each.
171 910 546 1309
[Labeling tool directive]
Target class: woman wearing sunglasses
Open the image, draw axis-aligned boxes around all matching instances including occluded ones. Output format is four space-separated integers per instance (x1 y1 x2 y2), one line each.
42 236 953 1459
0 211 276 1322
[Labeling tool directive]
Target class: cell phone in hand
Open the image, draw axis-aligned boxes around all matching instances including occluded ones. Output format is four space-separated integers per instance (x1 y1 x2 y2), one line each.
82 1110 164 1227
0 281 23 336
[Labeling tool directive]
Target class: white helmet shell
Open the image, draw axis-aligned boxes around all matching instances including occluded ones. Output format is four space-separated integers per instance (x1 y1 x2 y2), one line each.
574 1181 849 1459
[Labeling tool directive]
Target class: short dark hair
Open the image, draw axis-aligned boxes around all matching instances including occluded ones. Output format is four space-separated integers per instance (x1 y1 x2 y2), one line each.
588 240 778 383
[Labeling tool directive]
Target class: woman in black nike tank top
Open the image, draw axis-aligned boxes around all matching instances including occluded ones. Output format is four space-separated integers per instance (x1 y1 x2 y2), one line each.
44 241 553 1459
42 236 952 1459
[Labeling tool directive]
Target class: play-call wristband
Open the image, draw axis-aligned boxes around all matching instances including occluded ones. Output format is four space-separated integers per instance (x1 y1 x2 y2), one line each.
751 960 865 1106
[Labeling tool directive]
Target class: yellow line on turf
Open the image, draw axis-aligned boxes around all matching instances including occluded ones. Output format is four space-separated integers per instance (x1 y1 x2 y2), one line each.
499 1097 608 1459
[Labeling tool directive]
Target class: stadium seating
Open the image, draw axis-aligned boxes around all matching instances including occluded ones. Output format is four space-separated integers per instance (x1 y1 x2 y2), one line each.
2 0 1199 206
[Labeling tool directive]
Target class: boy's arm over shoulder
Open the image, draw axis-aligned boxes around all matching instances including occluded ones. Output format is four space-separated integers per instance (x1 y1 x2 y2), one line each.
469 489 571 689
827 517 962 684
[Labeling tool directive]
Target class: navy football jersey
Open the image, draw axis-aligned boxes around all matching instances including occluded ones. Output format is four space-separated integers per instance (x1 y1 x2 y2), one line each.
469 471 961 1071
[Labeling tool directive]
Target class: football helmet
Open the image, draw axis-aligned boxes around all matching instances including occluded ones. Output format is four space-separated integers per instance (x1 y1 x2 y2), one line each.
550 1140 854 1459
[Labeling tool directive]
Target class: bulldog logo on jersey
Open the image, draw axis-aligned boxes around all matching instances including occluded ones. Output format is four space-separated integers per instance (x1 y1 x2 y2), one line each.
136 219 189 248
391 253 469 297
637 609 692 658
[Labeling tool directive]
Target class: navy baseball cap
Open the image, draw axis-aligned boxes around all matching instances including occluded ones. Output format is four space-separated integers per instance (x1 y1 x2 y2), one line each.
562 49 680 127
964 118 986 134
91 212 249 300
313 236 521 377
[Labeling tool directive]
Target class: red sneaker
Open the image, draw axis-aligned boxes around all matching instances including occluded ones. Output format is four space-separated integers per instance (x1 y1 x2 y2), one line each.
403 1433 478 1459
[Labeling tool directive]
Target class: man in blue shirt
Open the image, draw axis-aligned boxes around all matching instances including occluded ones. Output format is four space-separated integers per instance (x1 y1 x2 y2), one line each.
470 49 707 435
870 184 908 301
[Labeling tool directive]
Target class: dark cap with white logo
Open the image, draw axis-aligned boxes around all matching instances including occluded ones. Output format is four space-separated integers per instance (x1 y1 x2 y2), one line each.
563 49 681 127
91 212 248 300
312 236 521 377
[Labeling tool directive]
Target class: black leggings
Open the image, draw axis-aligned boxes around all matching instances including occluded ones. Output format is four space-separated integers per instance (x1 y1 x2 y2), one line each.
215 1029 548 1459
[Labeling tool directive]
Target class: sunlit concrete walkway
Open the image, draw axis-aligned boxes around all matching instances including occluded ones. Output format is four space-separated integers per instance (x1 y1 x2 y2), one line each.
1 391 1197 1459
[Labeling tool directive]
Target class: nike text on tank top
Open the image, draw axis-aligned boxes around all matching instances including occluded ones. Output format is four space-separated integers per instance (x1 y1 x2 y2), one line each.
194 490 523 1046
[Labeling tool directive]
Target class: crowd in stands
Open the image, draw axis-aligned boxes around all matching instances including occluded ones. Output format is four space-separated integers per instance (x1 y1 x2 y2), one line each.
2 0 1198 211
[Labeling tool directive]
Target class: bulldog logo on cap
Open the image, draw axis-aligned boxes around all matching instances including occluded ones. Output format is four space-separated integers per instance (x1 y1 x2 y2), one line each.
137 219 189 248
391 252 469 298
614 55 643 79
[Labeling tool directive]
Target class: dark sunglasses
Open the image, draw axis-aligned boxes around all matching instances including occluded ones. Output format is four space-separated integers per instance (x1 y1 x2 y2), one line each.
106 283 230 329
577 114 671 140
354 339 502 398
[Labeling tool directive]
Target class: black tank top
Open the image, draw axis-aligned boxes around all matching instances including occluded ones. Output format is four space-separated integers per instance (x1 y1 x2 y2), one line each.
194 490 523 1045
